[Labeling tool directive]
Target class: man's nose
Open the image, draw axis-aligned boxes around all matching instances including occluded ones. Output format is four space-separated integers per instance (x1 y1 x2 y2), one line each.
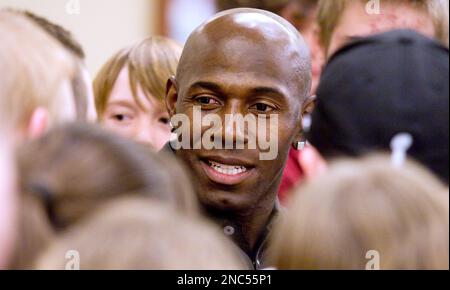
221 104 248 149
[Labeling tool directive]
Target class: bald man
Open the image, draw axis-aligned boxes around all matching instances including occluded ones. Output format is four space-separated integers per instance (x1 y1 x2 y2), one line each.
165 8 311 269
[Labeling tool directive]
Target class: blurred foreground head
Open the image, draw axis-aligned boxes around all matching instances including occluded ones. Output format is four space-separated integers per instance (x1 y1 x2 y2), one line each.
307 30 449 184
16 10 97 122
35 197 246 270
269 155 449 270
0 11 75 143
0 126 17 269
11 124 198 269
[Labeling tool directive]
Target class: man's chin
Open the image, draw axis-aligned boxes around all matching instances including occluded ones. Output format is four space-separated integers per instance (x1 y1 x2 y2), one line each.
198 189 257 213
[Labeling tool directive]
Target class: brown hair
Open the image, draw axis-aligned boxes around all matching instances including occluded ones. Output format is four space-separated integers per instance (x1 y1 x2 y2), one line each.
216 0 292 13
0 10 75 129
35 197 246 270
216 0 318 18
94 36 182 117
11 124 198 268
268 155 449 270
18 10 85 59
317 0 449 52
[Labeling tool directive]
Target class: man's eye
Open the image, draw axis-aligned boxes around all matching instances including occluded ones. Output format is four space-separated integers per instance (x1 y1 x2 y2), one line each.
250 103 275 113
196 96 219 105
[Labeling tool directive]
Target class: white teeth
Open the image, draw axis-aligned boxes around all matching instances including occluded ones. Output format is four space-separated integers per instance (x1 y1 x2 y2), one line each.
208 160 248 175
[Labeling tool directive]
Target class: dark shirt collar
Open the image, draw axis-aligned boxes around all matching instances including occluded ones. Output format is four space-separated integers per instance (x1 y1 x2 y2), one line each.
202 200 283 270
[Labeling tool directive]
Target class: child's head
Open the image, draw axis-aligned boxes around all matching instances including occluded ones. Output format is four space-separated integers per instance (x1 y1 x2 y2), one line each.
318 0 449 57
305 29 449 184
11 124 198 268
17 10 97 123
35 197 246 270
268 155 449 270
94 36 182 150
0 11 76 143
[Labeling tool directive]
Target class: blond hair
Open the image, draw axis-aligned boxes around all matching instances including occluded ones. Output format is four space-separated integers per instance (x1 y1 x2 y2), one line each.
35 197 246 270
268 155 449 270
94 36 182 117
0 11 75 129
317 0 449 52
17 10 90 122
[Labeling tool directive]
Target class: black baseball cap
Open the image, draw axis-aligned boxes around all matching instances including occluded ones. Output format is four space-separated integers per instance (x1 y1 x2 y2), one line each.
307 29 449 184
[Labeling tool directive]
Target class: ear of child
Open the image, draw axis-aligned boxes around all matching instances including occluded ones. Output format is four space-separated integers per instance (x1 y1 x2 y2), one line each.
26 107 49 140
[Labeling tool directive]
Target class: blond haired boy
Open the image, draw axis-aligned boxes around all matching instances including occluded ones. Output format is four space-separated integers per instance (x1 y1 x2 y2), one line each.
94 36 181 150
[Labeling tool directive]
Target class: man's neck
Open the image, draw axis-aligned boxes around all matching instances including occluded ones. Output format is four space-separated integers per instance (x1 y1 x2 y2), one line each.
203 196 277 258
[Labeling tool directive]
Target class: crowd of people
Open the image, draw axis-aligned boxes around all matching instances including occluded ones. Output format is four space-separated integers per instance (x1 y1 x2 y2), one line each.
0 0 448 270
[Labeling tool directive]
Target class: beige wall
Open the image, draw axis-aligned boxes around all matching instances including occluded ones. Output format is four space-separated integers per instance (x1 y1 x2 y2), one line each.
0 0 156 75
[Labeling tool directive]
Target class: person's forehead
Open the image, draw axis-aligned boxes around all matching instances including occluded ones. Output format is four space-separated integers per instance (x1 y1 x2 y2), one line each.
177 10 310 99
180 34 302 92
108 68 159 110
336 2 435 40
183 60 299 100
328 2 436 56
107 69 135 103
183 71 292 99
202 12 296 41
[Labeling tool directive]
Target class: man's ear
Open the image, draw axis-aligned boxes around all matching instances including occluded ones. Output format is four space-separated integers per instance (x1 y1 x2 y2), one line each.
302 94 316 118
293 94 317 147
298 145 327 179
292 129 304 150
166 76 179 118
27 107 49 139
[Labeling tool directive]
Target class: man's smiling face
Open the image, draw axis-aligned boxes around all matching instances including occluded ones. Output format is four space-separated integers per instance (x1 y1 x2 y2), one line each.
166 11 311 212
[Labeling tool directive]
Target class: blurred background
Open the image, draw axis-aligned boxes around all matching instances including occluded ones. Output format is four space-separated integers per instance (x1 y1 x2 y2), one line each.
0 0 218 75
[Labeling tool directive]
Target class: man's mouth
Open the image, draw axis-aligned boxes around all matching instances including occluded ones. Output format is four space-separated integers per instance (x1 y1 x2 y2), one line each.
200 158 255 186
207 160 248 175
